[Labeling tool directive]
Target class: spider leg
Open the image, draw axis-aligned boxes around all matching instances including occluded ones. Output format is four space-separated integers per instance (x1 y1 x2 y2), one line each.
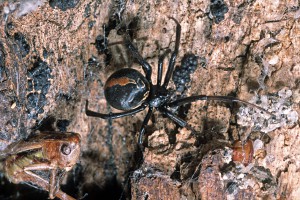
138 107 154 145
85 100 147 119
157 49 171 86
168 95 275 117
162 17 181 89
159 107 197 135
125 36 152 82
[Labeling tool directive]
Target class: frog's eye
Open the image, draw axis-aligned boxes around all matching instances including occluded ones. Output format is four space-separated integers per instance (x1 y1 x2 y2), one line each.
61 143 71 155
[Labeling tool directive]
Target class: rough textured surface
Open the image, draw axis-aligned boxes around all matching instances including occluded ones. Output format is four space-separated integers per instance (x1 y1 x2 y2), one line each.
0 0 299 199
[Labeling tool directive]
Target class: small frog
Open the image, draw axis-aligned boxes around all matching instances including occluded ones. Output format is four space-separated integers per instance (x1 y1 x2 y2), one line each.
0 132 81 200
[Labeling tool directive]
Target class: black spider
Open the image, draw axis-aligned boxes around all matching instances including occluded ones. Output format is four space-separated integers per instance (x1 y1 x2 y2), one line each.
86 17 272 145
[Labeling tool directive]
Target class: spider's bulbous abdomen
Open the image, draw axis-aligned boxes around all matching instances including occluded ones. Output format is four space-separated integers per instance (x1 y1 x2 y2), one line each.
104 68 150 110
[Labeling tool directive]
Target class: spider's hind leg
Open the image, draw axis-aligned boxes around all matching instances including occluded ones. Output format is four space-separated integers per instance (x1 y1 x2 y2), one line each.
159 107 197 136
85 100 147 119
138 107 154 145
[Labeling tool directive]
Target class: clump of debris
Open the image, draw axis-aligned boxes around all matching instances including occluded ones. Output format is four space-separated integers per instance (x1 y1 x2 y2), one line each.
237 88 298 134
3 0 46 18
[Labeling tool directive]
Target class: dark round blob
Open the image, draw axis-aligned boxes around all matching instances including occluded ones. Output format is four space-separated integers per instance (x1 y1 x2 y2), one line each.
104 68 150 110
26 58 52 119
49 0 80 11
210 0 229 24
95 35 108 54
172 53 199 93
13 32 30 57
56 119 70 132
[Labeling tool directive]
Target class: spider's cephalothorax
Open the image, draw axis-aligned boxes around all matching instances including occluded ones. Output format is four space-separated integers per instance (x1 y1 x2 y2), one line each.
86 17 273 145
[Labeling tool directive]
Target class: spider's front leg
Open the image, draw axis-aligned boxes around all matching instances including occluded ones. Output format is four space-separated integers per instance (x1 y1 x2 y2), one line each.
157 49 171 87
162 17 181 89
168 95 275 117
124 35 153 82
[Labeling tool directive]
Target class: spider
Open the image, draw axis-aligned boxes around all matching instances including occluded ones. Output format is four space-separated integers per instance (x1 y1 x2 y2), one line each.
86 17 273 145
